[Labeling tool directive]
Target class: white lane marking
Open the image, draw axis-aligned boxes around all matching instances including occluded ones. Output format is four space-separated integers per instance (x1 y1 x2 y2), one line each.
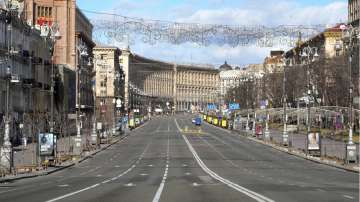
57 184 69 188
140 173 148 176
124 183 136 187
192 182 200 187
185 172 191 176
45 143 151 202
343 195 354 199
152 129 170 202
175 119 275 202
45 183 100 202
148 164 154 167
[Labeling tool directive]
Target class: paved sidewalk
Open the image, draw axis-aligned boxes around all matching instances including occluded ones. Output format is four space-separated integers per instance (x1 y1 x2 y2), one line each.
265 129 359 160
0 133 126 183
236 129 360 173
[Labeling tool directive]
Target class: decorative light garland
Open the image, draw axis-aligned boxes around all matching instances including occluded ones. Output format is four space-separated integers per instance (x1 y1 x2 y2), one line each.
84 10 328 48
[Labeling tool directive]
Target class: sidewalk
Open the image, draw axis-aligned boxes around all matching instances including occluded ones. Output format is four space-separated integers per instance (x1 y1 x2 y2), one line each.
0 133 127 183
267 129 359 160
235 128 360 173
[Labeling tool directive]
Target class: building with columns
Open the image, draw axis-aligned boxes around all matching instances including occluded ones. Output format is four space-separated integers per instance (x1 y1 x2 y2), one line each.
119 48 219 112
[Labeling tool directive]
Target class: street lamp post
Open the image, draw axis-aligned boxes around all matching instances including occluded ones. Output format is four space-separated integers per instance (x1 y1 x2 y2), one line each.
281 57 293 146
341 24 359 163
264 99 270 141
74 39 88 157
301 45 319 153
40 23 61 134
87 55 101 146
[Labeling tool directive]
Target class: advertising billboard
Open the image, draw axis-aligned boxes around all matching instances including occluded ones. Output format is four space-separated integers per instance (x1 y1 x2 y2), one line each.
38 133 55 156
307 132 320 151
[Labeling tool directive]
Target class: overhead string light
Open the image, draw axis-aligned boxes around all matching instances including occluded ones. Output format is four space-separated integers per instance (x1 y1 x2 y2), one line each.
83 9 329 48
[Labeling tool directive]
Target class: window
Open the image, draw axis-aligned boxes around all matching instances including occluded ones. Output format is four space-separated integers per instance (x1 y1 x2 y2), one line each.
335 49 340 57
100 80 107 87
37 6 53 18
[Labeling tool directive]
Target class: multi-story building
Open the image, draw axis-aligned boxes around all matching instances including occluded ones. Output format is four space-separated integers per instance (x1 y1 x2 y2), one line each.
263 50 285 73
285 24 345 61
349 0 359 27
120 48 219 112
93 46 124 131
0 8 52 144
24 0 95 135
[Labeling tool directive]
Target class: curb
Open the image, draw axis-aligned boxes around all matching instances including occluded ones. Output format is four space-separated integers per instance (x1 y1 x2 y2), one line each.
203 121 359 173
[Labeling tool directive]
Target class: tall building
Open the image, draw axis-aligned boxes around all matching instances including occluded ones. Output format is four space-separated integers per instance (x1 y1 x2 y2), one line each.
93 46 125 131
349 0 359 27
23 0 95 135
0 8 52 144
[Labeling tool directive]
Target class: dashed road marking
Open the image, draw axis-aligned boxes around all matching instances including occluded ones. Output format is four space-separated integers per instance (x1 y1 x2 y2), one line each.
44 143 151 202
124 183 136 187
57 184 69 188
343 195 354 200
152 129 171 202
175 118 275 202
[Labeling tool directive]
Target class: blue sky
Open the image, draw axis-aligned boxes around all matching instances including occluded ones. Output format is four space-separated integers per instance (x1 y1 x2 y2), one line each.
77 0 347 67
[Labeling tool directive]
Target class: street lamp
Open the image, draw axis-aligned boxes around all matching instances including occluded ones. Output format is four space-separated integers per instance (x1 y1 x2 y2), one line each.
40 23 61 133
301 45 319 152
281 57 293 146
341 24 359 163
74 39 88 156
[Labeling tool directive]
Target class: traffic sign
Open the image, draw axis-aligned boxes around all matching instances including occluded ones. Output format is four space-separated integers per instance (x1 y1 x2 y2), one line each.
229 103 240 110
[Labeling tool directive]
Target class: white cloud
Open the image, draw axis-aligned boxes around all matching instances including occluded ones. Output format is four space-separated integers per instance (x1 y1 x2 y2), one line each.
177 1 347 26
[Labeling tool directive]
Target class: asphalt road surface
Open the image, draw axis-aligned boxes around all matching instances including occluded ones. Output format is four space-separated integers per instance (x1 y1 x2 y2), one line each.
0 114 358 202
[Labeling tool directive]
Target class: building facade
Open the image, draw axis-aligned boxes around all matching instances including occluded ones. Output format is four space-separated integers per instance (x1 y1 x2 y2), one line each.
0 9 52 145
120 49 219 112
349 0 359 27
93 46 124 131
24 0 95 135
263 50 285 73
